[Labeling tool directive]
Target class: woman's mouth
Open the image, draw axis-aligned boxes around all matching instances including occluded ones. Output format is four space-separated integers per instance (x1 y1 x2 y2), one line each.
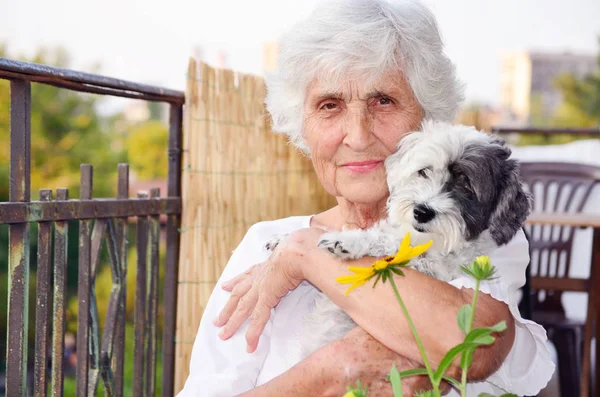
341 160 383 173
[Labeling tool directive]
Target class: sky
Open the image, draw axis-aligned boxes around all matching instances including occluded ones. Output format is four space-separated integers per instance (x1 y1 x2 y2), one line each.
1 0 599 112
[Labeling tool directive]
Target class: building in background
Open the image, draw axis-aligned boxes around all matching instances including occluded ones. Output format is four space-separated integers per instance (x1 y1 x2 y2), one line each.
500 51 596 125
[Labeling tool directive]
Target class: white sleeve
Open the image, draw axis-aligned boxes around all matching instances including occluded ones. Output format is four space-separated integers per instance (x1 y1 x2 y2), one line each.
448 229 555 395
176 223 274 397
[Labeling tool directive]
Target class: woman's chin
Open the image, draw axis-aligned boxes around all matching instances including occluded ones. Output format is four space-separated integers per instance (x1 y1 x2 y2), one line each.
337 185 389 206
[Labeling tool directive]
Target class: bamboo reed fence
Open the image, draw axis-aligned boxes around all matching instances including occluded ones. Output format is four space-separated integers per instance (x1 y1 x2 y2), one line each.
174 59 336 392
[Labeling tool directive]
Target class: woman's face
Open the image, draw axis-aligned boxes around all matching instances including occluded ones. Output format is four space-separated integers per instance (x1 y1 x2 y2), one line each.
303 69 424 205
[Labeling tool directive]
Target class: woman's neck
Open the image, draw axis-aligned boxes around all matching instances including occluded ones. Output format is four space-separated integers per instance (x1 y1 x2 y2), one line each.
312 197 388 231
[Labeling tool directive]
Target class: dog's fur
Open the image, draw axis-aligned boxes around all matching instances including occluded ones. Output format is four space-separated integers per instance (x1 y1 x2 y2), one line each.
268 120 532 358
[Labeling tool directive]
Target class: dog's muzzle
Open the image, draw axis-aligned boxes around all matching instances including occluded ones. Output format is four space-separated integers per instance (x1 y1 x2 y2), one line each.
413 203 436 224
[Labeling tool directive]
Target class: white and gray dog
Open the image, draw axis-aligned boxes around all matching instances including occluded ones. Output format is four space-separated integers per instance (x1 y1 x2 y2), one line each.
268 120 532 357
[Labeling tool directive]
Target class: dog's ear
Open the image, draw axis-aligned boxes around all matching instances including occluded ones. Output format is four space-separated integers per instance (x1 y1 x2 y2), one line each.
488 159 532 246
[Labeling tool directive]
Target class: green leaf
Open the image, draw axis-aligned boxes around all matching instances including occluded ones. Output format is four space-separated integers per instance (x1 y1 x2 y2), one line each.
390 267 405 276
372 273 382 288
433 343 470 383
457 304 472 334
397 368 431 378
413 391 436 397
464 328 493 344
460 347 475 369
389 363 403 397
489 320 507 333
472 335 495 345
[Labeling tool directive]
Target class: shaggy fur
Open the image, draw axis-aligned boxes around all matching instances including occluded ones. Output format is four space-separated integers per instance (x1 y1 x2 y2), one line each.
267 121 532 358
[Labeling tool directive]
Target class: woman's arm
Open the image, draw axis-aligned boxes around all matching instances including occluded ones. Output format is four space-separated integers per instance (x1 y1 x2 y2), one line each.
302 251 515 380
237 327 446 397
217 228 515 380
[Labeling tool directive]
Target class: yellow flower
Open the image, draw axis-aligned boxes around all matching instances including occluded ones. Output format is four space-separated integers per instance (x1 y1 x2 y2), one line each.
461 255 496 281
343 392 358 397
474 255 491 273
336 233 433 295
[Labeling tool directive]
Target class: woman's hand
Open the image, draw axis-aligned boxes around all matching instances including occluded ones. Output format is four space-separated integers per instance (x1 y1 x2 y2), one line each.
213 227 327 353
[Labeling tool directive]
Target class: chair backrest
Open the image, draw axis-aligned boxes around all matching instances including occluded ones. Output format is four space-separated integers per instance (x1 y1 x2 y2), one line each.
519 162 600 318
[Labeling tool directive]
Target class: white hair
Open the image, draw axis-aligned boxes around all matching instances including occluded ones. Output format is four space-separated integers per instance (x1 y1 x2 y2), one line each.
265 0 465 154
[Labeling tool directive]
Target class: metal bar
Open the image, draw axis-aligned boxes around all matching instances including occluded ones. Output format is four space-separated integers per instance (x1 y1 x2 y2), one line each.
0 197 181 223
114 164 129 397
51 188 69 397
0 58 184 104
146 188 160 397
6 78 32 397
134 192 149 397
88 219 108 396
77 164 93 397
592 228 600 396
99 219 122 397
99 219 121 397
492 126 600 136
162 103 183 397
33 189 53 397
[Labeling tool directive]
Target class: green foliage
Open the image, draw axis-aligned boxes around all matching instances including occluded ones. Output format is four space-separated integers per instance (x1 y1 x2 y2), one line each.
519 37 600 146
126 120 169 179
0 46 123 201
0 43 171 391
350 256 513 397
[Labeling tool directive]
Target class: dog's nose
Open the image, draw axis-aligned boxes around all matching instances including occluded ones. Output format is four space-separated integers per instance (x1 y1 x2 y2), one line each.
414 204 435 223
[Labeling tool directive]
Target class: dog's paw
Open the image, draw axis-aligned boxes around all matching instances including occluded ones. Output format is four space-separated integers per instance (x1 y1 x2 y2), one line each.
265 234 287 251
317 232 362 260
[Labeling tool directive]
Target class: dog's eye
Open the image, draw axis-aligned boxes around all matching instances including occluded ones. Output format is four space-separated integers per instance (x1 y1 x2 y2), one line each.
418 168 429 178
459 176 474 194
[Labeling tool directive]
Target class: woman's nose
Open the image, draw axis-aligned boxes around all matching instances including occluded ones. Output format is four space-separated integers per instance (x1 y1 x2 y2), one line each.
342 107 374 151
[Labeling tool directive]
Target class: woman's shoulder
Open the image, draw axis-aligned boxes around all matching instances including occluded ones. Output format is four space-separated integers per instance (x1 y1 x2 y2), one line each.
244 215 313 242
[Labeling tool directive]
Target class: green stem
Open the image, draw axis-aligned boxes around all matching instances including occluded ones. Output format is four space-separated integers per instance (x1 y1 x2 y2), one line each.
388 275 440 396
460 278 481 396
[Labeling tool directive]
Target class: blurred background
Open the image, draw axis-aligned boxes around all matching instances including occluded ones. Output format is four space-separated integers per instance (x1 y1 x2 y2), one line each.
0 0 599 396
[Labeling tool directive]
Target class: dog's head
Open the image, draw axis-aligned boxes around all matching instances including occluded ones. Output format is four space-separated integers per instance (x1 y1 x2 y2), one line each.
385 120 532 252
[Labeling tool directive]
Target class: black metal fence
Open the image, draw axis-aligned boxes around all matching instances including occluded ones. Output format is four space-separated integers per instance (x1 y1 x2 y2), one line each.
0 58 184 397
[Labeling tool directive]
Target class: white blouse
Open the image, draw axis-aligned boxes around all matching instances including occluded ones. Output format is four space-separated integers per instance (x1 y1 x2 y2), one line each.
177 215 555 397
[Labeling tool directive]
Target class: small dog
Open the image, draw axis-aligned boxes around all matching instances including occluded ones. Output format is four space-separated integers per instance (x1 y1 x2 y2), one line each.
268 120 532 357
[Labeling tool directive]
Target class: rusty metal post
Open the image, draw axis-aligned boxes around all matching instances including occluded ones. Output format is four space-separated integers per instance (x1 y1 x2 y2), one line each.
77 164 93 397
6 78 32 397
146 188 160 397
162 103 183 397
114 164 129 397
134 192 149 397
52 188 69 397
34 189 53 397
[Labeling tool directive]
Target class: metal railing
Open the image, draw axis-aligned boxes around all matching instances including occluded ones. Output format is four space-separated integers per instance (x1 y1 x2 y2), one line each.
0 58 185 397
492 126 600 136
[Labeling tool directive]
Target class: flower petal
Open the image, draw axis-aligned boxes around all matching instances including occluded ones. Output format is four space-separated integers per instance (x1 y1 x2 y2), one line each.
408 239 433 258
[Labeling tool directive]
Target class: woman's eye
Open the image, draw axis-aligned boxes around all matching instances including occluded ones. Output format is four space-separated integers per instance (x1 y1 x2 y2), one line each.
321 102 338 111
418 168 428 178
378 96 393 105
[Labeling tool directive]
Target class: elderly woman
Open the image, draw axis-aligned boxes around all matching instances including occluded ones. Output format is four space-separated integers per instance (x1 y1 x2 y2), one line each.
178 0 554 396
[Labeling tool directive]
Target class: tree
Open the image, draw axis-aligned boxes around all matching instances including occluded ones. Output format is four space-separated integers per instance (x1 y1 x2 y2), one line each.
552 37 600 127
126 120 169 179
0 44 126 374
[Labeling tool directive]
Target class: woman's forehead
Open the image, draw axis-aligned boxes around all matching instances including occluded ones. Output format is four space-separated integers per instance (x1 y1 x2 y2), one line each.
307 68 410 99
